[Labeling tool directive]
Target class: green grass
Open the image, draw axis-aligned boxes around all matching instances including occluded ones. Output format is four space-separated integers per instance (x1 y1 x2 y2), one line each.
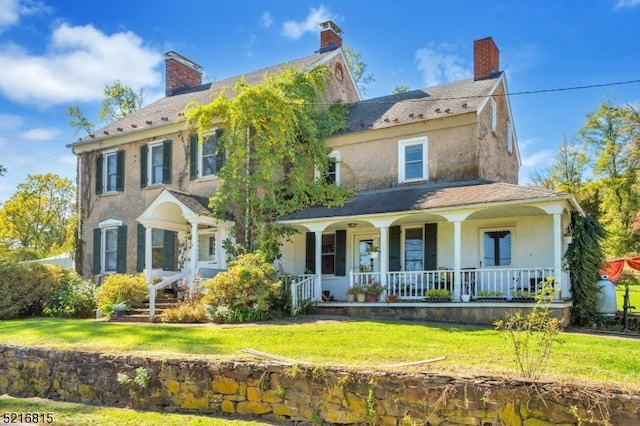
616 283 640 312
1 317 639 389
0 395 275 426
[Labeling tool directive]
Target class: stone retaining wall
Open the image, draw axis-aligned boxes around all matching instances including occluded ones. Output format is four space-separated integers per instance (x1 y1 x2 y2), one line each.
1 344 638 425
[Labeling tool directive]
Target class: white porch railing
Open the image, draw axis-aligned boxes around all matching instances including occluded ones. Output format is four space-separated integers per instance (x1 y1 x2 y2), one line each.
350 267 564 302
148 270 189 320
289 274 317 314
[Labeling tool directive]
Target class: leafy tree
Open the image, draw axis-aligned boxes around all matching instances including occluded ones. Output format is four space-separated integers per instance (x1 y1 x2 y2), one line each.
392 85 411 94
99 80 143 123
0 173 75 261
579 100 640 256
0 164 6 176
550 136 589 195
343 44 375 95
185 66 351 261
66 80 142 135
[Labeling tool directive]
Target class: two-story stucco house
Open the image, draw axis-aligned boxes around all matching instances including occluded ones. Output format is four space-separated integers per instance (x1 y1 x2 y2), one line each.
69 22 581 323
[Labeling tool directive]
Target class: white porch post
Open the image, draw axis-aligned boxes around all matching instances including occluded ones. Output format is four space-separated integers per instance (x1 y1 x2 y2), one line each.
553 212 562 295
315 230 322 301
379 226 389 287
452 220 462 302
190 222 198 285
145 226 154 320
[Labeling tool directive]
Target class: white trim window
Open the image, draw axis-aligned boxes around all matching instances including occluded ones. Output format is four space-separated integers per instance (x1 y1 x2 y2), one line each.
316 150 340 185
189 130 225 180
94 219 126 275
507 122 514 154
398 137 428 183
140 140 172 187
490 98 497 133
482 228 513 267
95 150 124 194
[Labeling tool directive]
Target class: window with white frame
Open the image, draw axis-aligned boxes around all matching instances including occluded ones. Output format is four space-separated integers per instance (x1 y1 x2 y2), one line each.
398 137 428 183
404 227 424 271
321 233 335 274
150 143 164 185
94 219 126 275
507 122 514 154
490 98 497 133
103 227 119 273
482 229 512 267
95 150 124 194
198 229 217 263
189 131 224 180
141 140 172 187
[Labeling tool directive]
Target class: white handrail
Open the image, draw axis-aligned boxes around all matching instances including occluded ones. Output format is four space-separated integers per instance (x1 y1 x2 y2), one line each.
148 270 189 321
290 274 316 314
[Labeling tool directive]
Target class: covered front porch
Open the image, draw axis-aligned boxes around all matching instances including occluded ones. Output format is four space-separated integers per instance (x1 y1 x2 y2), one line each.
136 189 233 319
279 181 581 322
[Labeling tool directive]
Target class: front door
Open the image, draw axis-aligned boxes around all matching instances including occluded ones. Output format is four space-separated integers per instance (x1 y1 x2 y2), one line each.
355 235 378 273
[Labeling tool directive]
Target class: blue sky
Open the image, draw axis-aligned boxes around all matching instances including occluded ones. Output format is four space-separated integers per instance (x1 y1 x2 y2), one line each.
1 0 640 203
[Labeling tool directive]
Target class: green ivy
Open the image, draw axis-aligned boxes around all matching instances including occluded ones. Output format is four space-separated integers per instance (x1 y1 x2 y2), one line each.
565 212 607 326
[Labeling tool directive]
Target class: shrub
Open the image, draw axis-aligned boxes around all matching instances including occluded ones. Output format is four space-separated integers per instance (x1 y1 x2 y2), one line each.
96 274 147 316
201 251 282 323
0 263 63 319
161 298 208 323
44 269 97 318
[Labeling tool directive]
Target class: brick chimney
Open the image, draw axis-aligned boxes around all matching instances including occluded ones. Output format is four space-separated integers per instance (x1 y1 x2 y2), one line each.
319 21 343 53
473 37 500 81
164 51 203 96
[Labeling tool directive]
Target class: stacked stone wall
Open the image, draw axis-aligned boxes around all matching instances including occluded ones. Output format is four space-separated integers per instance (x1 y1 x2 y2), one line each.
1 345 638 425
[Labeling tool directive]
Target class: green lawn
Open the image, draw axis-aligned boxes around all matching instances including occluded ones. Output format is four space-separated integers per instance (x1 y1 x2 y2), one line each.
0 395 275 426
1 317 639 389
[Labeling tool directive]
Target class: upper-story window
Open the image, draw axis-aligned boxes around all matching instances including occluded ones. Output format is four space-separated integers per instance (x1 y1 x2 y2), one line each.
95 150 124 194
140 140 172 187
398 137 428 183
490 98 497 133
507 122 514 154
190 130 225 180
314 150 340 185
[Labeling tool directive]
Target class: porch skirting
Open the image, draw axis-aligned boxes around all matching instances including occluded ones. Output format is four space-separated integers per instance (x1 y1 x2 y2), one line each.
320 301 572 328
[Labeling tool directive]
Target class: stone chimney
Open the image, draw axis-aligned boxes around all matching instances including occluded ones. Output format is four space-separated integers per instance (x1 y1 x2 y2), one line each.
319 21 343 53
473 37 500 81
164 51 203 96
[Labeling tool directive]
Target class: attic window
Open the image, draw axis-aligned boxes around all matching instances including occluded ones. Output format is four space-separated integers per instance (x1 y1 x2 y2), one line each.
398 136 428 183
507 122 514 154
334 63 344 83
490 98 497 133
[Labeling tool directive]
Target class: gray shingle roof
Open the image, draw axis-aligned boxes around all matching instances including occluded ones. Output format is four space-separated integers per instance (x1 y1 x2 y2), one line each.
70 51 337 146
280 180 570 221
339 74 502 135
166 189 212 216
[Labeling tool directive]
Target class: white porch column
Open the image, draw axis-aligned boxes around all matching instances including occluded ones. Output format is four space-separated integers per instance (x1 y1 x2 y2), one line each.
145 226 153 284
190 222 198 283
145 226 154 320
553 212 562 294
379 226 389 286
315 230 322 301
452 220 462 302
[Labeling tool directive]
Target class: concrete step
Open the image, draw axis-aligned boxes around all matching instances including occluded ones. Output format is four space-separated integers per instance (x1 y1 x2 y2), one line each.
108 298 181 323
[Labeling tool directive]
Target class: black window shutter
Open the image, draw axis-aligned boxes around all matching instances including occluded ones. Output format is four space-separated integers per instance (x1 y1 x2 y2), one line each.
162 140 172 184
116 150 125 192
140 145 148 188
424 223 437 271
388 226 401 271
136 224 146 273
335 229 346 276
305 232 316 274
92 228 101 274
162 230 176 271
116 225 127 273
215 129 225 174
189 135 198 180
95 154 103 195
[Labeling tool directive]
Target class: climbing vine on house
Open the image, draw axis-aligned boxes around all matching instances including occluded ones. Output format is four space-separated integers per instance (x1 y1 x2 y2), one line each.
185 65 351 262
564 211 607 326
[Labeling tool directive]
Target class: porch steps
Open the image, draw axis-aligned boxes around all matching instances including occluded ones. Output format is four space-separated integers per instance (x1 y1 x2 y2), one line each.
308 305 349 317
108 297 179 323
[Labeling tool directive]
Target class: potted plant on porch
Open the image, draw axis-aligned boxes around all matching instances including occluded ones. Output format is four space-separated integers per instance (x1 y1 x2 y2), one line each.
366 245 380 259
349 284 367 302
346 285 360 302
424 289 451 302
364 281 385 302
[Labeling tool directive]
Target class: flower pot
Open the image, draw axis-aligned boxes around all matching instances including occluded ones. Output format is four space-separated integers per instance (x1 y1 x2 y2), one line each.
357 293 366 303
367 294 379 302
461 294 471 303
347 294 355 303
369 251 379 259
113 304 127 317
387 294 398 303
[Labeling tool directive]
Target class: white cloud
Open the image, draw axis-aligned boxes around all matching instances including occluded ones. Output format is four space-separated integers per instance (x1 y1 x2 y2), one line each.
0 0 51 30
20 126 62 141
282 5 334 39
0 113 23 130
415 43 471 87
615 0 640 9
58 154 77 166
260 11 273 28
0 23 162 107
